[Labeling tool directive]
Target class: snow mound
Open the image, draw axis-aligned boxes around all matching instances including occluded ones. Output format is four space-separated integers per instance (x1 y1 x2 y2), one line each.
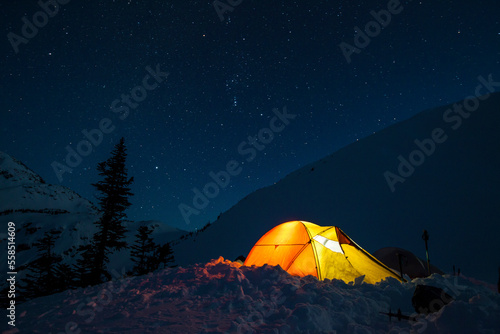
11 258 500 333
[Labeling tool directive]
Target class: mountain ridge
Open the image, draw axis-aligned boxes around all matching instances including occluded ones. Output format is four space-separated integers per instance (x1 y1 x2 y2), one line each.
174 92 500 284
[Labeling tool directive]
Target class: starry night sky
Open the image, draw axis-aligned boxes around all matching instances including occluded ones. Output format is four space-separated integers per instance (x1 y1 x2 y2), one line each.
1 1 499 230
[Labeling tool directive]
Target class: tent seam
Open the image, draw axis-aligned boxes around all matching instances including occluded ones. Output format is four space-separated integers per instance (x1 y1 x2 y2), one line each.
337 227 404 282
301 221 323 280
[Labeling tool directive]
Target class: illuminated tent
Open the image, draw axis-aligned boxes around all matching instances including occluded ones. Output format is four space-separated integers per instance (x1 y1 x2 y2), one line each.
244 221 402 284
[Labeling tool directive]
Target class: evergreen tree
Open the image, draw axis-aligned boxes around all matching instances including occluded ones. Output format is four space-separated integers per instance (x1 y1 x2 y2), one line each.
130 225 155 275
19 229 62 300
90 137 134 284
73 237 96 287
54 262 77 290
156 243 175 269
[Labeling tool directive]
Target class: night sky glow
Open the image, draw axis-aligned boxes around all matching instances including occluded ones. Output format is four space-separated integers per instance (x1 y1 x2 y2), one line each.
1 1 499 230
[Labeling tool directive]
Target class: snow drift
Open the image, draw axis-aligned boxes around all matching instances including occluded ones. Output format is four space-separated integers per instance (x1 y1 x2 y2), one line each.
7 258 500 333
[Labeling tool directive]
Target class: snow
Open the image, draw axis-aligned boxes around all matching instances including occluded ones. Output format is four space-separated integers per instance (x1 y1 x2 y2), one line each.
0 151 45 189
0 150 98 216
6 257 500 333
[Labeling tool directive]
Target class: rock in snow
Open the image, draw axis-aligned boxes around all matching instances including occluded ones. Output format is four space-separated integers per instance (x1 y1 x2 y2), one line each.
7 258 500 334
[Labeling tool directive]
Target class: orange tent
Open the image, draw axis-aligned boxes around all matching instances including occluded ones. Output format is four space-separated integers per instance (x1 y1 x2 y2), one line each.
244 221 402 284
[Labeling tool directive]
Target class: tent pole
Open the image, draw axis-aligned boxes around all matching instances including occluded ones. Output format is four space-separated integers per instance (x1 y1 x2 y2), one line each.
422 230 430 276
397 252 404 281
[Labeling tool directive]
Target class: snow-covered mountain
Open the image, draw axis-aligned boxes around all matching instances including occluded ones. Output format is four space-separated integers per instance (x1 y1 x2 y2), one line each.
0 151 100 277
174 92 500 284
0 151 186 289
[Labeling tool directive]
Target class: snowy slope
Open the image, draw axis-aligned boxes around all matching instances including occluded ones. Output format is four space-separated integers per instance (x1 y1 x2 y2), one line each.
7 258 500 333
0 152 45 188
0 152 186 289
0 151 98 214
0 151 101 284
174 93 500 284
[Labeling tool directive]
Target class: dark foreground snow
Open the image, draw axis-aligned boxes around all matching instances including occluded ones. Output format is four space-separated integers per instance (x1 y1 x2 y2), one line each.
4 258 500 334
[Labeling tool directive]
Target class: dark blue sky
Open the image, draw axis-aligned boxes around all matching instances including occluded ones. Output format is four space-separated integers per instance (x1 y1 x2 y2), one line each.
1 1 499 230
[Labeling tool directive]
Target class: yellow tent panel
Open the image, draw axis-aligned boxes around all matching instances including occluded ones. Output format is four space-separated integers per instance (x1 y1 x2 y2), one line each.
244 221 402 284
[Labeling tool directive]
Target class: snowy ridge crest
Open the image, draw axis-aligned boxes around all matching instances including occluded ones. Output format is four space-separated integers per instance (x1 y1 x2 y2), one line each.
0 151 45 189
0 151 97 213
